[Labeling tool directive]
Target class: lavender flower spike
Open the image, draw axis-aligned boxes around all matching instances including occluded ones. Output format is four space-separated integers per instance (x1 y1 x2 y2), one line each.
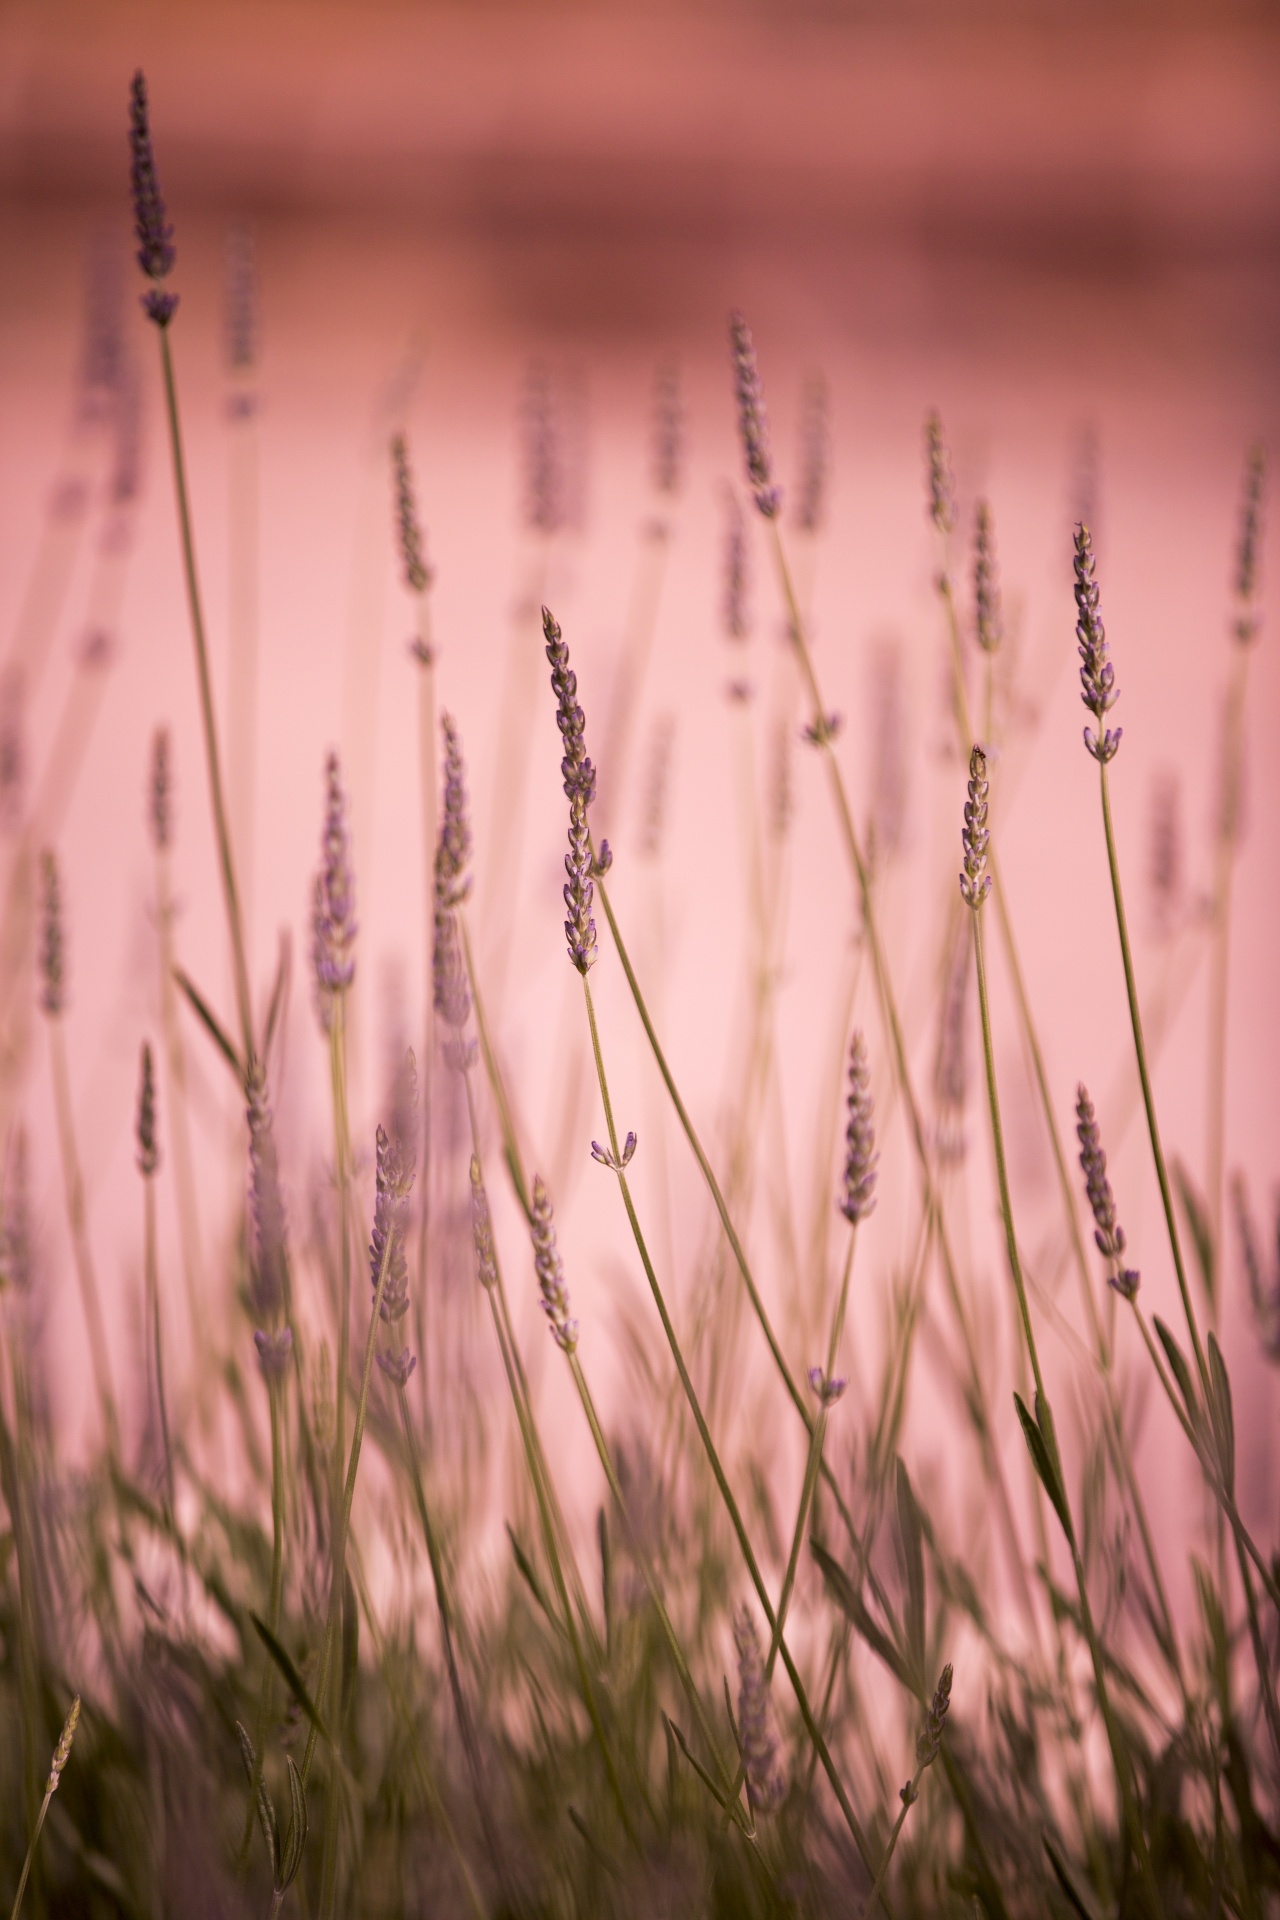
247 1063 289 1324
1074 523 1122 762
838 1031 877 1224
925 411 957 536
728 313 781 518
136 1042 159 1177
531 1176 578 1354
39 851 65 1018
959 745 992 909
254 1326 293 1380
1234 442 1265 642
1076 1084 1139 1300
391 433 433 599
973 500 1003 654
128 72 178 326
312 750 357 1028
372 1104 418 1382
436 713 472 908
470 1157 498 1291
149 726 171 852
543 607 601 973
733 1607 784 1814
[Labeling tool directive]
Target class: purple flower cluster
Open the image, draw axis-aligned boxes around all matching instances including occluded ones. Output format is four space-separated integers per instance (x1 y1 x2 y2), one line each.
1074 524 1122 763
925 411 956 536
733 1607 784 1814
728 313 780 518
530 1176 578 1354
39 851 65 1018
973 501 1003 655
959 745 991 910
128 72 178 327
1075 1084 1139 1300
372 1059 418 1387
544 607 607 974
838 1031 878 1225
311 751 357 1028
136 1042 159 1177
433 713 474 1048
391 434 433 600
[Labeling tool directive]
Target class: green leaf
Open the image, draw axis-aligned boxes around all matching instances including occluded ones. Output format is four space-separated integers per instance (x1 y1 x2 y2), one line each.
1153 1316 1201 1434
173 967 245 1087
234 1718 278 1880
811 1537 914 1694
894 1456 927 1682
1043 1832 1102 1920
262 931 292 1068
663 1714 738 1820
280 1755 309 1889
506 1523 559 1632
250 1612 332 1746
1193 1555 1229 1716
1207 1332 1235 1495
1013 1394 1072 1542
1172 1155 1215 1310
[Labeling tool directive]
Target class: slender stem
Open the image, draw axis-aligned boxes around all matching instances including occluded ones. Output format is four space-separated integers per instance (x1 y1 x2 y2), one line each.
157 325 254 1066
154 847 206 1367
238 1372 287 1868
972 905 1159 1911
1206 642 1249 1286
1099 762 1208 1395
143 1176 175 1526
414 651 437 1340
48 1019 118 1456
861 1770 923 1920
9 1773 60 1920
579 972 879 1882
327 1000 352 1497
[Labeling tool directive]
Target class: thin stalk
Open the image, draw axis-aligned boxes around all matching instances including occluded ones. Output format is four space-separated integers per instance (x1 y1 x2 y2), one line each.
143 1175 175 1526
861 1759 927 1920
157 326 254 1066
8 1697 79 1920
1099 762 1209 1394
1206 642 1250 1286
565 1351 754 1837
579 972 879 1883
155 846 206 1363
596 517 672 839
413 647 437 1343
238 1374 287 1868
227 384 259 968
327 999 353 1498
395 1384 511 1880
973 905 1159 1911
48 1020 118 1456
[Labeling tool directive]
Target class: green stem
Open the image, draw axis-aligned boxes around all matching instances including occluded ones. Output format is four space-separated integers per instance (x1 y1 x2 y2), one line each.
144 1175 175 1526
157 325 255 1068
579 971 879 1883
1099 761 1208 1395
239 1372 287 1868
48 1019 118 1457
1206 641 1249 1288
972 905 1159 1911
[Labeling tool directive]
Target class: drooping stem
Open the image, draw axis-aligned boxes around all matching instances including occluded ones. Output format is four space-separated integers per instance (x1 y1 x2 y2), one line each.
157 326 254 1067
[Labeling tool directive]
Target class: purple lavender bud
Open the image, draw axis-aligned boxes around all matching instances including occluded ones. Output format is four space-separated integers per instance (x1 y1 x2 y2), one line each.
1074 524 1122 762
959 745 992 910
1234 442 1266 641
839 1032 878 1224
136 1041 159 1177
973 500 1003 654
530 1176 578 1354
728 313 781 519
934 930 970 1165
311 751 357 1025
39 851 65 1018
370 1122 413 1327
916 1663 953 1769
807 1366 847 1406
436 713 472 910
652 358 683 498
391 433 433 598
149 726 171 852
225 223 257 375
377 1346 417 1387
543 607 599 974
128 73 178 327
470 1156 498 1290
733 1607 784 1814
1076 1084 1139 1299
925 411 957 536
722 486 750 641
254 1325 293 1380
0 1130 31 1296
795 372 829 535
1148 770 1183 939
247 1064 289 1322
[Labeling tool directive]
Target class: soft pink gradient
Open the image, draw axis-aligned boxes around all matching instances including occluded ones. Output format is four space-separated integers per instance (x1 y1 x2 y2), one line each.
0 4 1276 1641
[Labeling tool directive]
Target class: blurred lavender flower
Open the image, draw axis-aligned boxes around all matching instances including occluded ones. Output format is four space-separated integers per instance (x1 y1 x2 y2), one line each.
0 672 23 834
1147 770 1183 940
470 1156 498 1291
136 1041 159 1177
0 1131 31 1297
973 500 1003 654
901 1662 954 1807
728 313 780 518
436 713 472 909
1232 1175 1280 1361
652 358 683 498
733 1607 784 1814
795 372 829 535
838 1031 878 1225
39 851 65 1018
312 751 357 1029
371 1057 418 1351
523 363 564 536
128 72 178 326
1234 441 1265 640
531 1176 578 1354
959 745 991 910
1076 1084 1139 1299
225 223 258 377
868 640 907 870
254 1326 293 1380
543 607 602 974
246 1063 289 1324
638 713 675 862
149 726 172 853
392 433 433 600
925 411 956 536
1074 524 1121 763
934 929 970 1164
722 485 751 641
807 1366 846 1406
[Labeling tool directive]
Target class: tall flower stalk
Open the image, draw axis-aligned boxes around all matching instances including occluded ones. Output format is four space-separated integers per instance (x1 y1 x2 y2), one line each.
136 1041 174 1525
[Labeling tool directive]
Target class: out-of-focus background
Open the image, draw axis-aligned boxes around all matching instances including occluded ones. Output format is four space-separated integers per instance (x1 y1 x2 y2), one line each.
0 0 1276 1538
